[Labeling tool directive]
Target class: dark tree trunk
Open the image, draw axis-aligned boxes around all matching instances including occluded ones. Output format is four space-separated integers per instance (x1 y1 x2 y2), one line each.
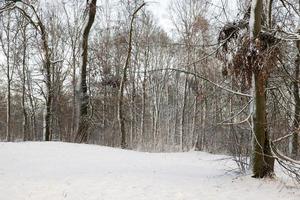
118 3 145 149
75 0 97 143
291 40 300 159
250 0 275 178
5 13 11 142
22 25 29 141
252 72 274 178
42 24 52 142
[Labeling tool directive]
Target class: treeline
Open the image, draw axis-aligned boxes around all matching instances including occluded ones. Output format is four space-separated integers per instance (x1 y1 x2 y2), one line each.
0 0 299 171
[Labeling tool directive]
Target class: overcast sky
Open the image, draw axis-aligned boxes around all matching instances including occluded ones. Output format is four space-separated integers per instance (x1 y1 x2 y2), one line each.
10 0 239 35
146 0 238 34
146 0 173 32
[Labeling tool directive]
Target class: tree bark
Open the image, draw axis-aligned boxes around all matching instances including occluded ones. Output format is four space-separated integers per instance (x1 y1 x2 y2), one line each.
75 0 97 143
180 77 188 151
250 0 274 178
291 39 300 159
252 72 274 177
140 47 149 147
26 71 37 140
21 23 29 141
41 22 52 142
118 3 145 149
6 13 11 142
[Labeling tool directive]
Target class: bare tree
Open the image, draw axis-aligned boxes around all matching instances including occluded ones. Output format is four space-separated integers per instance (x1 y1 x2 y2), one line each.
118 2 146 149
75 0 97 143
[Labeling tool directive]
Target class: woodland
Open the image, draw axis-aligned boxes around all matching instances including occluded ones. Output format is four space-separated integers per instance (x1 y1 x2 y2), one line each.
0 0 300 180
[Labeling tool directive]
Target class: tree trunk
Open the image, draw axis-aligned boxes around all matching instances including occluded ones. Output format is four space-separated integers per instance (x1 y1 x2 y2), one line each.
291 40 300 159
250 0 274 178
75 0 97 143
22 25 29 141
252 72 274 177
118 3 145 149
6 64 11 142
27 71 37 140
174 72 180 146
130 62 137 148
180 77 188 151
6 12 11 142
71 45 77 142
43 27 52 142
192 95 198 148
140 48 149 147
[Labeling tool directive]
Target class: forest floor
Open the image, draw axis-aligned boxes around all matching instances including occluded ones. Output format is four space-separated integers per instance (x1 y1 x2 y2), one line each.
0 142 299 200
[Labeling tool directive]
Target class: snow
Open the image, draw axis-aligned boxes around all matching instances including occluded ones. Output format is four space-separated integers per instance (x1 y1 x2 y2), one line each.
0 142 299 200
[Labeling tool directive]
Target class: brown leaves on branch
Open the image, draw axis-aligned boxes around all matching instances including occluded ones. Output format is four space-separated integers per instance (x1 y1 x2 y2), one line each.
218 20 281 90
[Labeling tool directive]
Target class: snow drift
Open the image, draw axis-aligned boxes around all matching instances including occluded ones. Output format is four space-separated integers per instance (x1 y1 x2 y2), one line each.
0 142 299 200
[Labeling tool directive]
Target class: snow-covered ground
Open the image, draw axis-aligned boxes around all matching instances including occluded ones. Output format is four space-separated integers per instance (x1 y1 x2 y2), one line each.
0 142 299 200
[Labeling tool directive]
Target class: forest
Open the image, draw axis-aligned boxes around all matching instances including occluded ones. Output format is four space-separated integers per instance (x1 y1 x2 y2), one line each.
0 0 300 181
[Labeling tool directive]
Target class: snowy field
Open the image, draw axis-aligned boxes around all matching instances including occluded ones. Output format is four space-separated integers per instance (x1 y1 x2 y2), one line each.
0 142 299 200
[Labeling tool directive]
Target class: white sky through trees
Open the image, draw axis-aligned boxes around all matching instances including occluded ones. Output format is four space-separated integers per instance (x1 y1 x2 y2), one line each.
7 0 239 35
146 0 239 34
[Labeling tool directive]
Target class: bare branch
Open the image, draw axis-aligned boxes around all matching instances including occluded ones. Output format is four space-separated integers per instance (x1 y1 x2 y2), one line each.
144 68 252 98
